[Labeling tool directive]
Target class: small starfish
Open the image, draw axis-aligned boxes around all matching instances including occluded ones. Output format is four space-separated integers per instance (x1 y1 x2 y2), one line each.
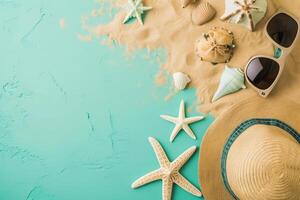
220 0 260 31
132 137 202 200
160 100 205 142
123 0 152 25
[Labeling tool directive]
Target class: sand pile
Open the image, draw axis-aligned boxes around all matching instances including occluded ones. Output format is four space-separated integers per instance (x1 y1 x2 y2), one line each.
84 0 300 117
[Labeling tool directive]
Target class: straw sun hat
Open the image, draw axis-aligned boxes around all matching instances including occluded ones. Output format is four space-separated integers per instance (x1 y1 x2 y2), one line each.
199 97 300 200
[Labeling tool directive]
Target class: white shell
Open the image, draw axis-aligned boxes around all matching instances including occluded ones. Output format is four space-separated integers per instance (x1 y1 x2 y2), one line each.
173 72 191 90
221 0 267 31
192 2 216 25
212 66 246 102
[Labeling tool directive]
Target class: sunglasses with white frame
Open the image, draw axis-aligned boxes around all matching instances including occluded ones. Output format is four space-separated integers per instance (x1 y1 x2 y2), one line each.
245 10 300 97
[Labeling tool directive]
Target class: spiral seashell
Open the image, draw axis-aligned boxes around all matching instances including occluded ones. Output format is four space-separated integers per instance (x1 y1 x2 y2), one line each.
212 65 246 102
192 2 216 25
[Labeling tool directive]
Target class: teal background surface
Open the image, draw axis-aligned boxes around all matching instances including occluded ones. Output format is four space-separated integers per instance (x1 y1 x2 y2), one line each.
0 0 213 199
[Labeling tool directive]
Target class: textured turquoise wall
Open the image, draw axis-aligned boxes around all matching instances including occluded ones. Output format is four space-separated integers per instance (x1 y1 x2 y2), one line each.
0 0 213 199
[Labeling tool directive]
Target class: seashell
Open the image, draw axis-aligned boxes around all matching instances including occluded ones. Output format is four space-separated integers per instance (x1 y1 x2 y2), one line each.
220 0 267 31
181 0 195 8
212 65 246 102
195 27 235 64
173 72 191 90
192 2 216 25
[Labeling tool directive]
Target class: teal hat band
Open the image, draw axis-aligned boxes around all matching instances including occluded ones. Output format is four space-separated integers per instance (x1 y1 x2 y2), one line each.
221 119 300 200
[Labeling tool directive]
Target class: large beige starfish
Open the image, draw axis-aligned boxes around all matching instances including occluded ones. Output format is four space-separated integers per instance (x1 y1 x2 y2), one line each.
132 137 202 200
160 100 205 142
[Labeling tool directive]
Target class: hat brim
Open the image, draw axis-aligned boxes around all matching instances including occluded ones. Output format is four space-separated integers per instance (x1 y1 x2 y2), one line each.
198 97 300 200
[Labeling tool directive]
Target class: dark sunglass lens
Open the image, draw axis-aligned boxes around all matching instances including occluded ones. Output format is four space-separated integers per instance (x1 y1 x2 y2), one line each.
267 13 298 48
246 58 280 90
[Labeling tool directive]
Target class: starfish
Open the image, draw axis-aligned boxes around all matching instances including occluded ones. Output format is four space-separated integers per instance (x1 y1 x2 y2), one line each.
160 100 205 142
132 137 202 200
220 0 260 31
123 0 152 25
